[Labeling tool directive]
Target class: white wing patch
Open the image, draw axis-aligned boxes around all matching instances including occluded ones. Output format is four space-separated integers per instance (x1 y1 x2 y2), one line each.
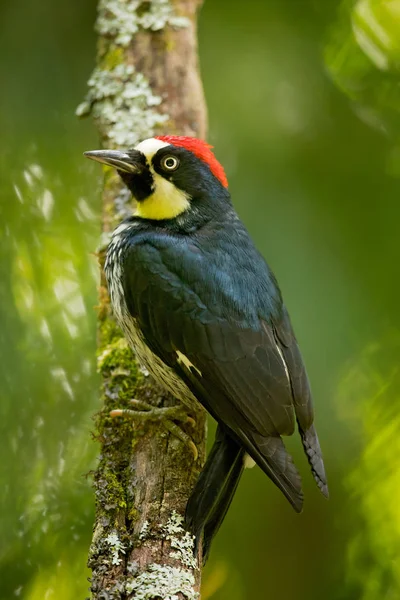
176 350 202 376
244 453 256 469
275 344 290 381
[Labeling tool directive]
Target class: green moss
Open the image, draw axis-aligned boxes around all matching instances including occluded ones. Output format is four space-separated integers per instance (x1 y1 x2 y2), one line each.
99 316 122 346
104 467 127 509
97 311 142 380
128 506 140 522
101 45 124 71
93 314 143 526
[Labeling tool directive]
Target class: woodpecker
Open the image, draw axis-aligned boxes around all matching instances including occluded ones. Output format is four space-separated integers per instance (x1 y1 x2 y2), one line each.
85 136 328 561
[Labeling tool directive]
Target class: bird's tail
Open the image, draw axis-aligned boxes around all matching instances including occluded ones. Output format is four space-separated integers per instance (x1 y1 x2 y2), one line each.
299 423 329 498
248 432 304 512
185 424 245 563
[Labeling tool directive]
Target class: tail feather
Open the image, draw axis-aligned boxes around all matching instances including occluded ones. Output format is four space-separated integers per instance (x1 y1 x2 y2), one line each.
299 423 329 498
185 425 244 561
201 447 245 563
249 433 304 512
185 425 312 561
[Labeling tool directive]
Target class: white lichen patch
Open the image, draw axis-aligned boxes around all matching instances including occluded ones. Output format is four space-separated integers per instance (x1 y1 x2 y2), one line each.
164 511 185 537
164 511 197 569
77 0 189 147
125 563 198 600
105 531 126 565
139 519 150 540
76 64 169 149
96 0 189 47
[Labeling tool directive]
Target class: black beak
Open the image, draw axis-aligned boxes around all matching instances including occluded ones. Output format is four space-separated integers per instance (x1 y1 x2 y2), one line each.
84 149 144 174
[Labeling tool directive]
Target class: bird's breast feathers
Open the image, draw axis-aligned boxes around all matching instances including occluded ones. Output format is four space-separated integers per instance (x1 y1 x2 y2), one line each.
104 221 200 411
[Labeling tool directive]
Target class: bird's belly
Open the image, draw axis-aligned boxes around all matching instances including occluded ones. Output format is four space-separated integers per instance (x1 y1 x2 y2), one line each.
122 315 200 412
105 260 200 412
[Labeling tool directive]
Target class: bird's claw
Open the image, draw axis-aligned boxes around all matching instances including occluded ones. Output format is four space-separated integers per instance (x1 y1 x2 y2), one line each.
110 399 198 460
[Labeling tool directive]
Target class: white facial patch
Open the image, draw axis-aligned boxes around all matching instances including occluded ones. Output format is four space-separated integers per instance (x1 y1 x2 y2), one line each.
134 138 191 220
135 138 170 159
176 350 202 376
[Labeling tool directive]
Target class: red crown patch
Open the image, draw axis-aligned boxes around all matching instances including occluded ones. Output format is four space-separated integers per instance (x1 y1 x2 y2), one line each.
156 136 228 188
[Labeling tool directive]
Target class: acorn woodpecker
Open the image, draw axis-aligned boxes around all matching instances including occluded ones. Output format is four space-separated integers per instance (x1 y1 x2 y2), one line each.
85 136 328 561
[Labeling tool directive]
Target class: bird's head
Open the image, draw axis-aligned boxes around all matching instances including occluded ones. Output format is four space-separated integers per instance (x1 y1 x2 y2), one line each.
84 136 230 222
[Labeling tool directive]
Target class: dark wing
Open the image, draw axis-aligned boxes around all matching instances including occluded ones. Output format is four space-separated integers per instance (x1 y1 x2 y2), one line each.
273 308 328 496
123 239 327 509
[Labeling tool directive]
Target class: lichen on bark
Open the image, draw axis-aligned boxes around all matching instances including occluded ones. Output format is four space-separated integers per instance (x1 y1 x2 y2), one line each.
76 63 169 148
80 0 207 598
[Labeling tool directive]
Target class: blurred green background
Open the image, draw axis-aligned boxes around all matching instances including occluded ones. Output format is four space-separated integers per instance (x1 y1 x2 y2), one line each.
1 0 400 598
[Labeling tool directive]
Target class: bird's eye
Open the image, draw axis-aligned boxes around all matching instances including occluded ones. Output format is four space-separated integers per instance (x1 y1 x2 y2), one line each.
161 156 179 171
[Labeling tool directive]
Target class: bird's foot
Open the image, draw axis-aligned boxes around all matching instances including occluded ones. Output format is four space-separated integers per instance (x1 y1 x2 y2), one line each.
110 399 195 424
110 400 198 460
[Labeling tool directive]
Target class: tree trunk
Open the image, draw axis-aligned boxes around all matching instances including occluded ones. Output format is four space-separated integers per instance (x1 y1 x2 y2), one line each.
78 1 207 597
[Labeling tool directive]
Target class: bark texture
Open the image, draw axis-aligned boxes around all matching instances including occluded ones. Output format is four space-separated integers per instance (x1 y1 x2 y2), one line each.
80 1 207 598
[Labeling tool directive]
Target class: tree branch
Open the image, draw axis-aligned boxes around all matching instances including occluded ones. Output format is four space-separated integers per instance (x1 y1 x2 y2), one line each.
79 1 207 597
